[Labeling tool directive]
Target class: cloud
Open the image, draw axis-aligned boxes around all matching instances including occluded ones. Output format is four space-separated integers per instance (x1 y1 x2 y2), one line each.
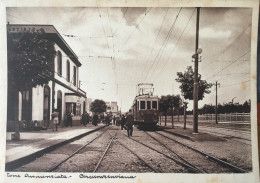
122 7 147 26
200 27 232 39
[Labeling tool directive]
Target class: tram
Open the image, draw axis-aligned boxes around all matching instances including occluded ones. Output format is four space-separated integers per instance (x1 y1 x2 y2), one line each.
130 83 159 126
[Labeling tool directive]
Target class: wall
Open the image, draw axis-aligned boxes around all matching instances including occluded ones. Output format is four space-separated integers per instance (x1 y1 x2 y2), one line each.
32 85 44 121
54 44 78 91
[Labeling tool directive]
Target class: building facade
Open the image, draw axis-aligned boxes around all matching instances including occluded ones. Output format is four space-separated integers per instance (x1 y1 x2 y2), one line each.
7 24 87 130
86 98 93 116
106 101 118 115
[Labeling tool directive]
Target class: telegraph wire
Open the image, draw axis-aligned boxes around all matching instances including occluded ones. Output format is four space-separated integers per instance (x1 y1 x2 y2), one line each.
97 7 111 53
215 72 250 77
201 23 251 71
218 23 251 57
220 80 250 88
205 49 250 80
144 7 182 82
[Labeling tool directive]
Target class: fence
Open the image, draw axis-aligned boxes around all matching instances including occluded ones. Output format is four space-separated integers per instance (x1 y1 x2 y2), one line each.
159 113 250 124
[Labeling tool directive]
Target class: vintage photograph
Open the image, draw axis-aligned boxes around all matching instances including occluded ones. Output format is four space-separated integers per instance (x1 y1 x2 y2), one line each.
1 1 259 183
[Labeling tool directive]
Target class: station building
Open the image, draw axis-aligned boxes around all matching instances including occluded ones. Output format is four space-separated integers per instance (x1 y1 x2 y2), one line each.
7 24 87 130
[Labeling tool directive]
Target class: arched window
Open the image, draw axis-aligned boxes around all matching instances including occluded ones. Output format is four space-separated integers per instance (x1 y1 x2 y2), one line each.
57 51 62 76
66 60 70 81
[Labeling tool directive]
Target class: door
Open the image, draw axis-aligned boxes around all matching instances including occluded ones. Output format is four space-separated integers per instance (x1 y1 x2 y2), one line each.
43 85 50 121
57 90 62 125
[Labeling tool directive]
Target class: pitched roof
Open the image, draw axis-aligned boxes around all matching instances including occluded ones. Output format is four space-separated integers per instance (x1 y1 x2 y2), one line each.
7 24 82 67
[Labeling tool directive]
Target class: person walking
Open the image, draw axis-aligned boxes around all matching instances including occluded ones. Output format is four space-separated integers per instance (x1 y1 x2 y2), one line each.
92 113 98 126
125 113 134 137
51 109 59 132
81 112 89 127
113 115 116 125
105 113 110 126
120 114 126 130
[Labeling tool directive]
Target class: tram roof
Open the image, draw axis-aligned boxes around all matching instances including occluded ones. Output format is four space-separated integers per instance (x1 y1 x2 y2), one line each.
135 95 159 99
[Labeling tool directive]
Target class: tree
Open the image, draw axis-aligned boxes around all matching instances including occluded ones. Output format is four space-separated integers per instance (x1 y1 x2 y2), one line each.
90 99 107 114
159 95 182 127
7 29 56 92
168 95 182 128
159 96 171 126
7 29 56 137
175 66 212 101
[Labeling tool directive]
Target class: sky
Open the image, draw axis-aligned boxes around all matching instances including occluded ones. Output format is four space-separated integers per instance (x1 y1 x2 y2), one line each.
6 7 252 112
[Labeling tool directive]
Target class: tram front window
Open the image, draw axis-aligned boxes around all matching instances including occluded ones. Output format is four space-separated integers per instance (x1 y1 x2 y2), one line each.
147 101 151 109
152 101 157 110
140 101 145 110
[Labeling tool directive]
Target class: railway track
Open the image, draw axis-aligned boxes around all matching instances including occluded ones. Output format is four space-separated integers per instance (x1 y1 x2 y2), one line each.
121 132 203 173
155 130 247 173
197 128 251 145
48 126 110 172
99 129 160 173
93 128 119 172
200 124 251 133
13 126 111 172
168 124 251 145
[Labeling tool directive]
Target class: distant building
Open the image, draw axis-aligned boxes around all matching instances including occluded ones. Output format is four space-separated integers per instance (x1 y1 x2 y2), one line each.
106 101 118 115
86 98 93 115
7 24 87 129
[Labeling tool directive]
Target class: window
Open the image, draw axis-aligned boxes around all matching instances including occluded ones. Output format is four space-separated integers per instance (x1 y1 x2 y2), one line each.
152 101 157 110
67 60 70 81
76 103 81 116
147 101 151 110
73 66 77 86
57 51 62 76
140 101 145 110
66 103 76 115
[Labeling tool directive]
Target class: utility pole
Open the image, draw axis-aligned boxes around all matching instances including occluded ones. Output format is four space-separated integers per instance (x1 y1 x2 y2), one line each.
193 7 200 133
214 81 220 124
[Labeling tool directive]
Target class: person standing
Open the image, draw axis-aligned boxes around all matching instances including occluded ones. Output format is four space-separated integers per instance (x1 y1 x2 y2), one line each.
125 113 134 137
51 109 59 132
66 111 73 127
120 114 126 130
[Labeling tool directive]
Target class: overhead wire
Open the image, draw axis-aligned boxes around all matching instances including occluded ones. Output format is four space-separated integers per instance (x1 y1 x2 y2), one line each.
144 7 182 82
114 7 152 59
141 7 169 81
152 8 196 82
